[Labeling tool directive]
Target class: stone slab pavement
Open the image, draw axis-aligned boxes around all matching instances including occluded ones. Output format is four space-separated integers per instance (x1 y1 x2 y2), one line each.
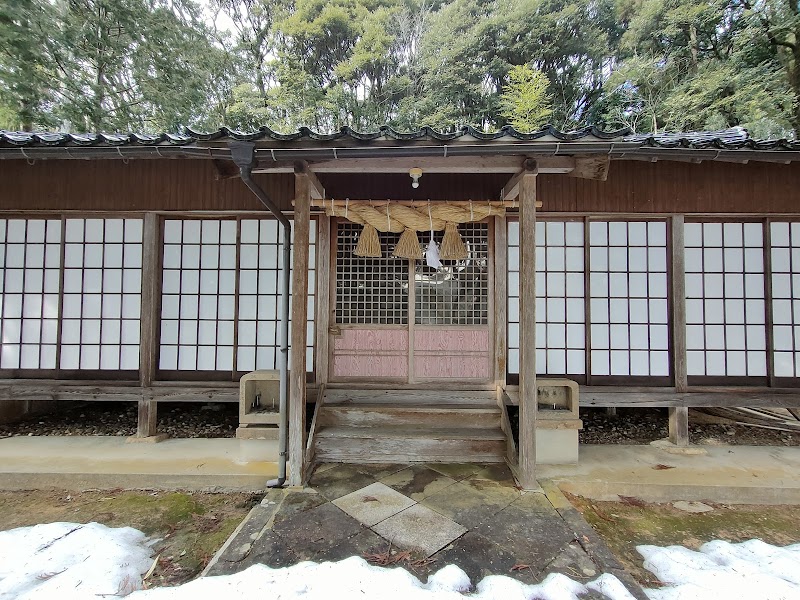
205 462 648 599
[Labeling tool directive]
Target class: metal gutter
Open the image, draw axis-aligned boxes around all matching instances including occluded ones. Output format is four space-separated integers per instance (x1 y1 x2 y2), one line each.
229 141 291 488
2 141 800 163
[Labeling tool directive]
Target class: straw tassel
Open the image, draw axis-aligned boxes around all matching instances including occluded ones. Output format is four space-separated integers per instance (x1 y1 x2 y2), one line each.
392 227 423 259
439 222 468 260
354 223 381 257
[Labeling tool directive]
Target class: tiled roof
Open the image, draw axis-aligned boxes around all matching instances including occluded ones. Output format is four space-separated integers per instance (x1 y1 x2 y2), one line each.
1 125 798 159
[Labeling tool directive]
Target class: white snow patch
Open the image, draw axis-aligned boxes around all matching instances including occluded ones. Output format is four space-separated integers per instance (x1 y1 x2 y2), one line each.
131 556 637 600
0 521 154 599
638 539 800 600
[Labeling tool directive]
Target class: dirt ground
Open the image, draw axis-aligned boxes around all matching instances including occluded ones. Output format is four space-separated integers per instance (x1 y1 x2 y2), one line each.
0 489 258 587
568 493 800 587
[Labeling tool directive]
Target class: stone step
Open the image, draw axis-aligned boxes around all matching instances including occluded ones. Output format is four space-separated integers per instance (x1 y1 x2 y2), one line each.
317 404 501 429
315 426 506 463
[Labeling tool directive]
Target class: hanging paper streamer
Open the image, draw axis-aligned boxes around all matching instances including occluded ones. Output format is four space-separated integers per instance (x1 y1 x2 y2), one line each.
425 203 441 268
426 237 442 268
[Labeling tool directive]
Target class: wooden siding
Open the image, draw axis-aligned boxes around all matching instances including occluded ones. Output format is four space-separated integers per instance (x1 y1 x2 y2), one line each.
0 159 294 212
1 157 798 214
539 160 800 214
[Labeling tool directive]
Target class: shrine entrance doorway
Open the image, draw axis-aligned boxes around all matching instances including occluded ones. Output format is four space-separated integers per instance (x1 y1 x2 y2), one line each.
328 220 493 384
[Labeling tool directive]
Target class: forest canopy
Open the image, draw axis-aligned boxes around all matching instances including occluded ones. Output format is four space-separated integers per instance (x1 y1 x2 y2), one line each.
1 0 798 138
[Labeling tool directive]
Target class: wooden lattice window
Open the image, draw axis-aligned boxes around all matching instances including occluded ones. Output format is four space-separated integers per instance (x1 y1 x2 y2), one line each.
415 223 489 325
334 222 407 325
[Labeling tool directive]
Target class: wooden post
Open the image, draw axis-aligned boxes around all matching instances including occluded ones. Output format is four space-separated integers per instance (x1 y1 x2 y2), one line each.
137 212 160 437
288 173 311 486
518 169 538 488
315 215 331 387
494 216 508 391
669 215 689 445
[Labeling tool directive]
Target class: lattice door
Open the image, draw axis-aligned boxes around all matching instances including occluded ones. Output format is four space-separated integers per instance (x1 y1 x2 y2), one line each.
330 220 492 382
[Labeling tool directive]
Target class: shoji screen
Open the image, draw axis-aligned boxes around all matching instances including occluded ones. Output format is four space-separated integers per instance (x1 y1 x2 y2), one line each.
769 222 799 380
61 218 143 371
588 221 669 378
685 222 767 380
158 218 315 374
507 219 586 378
0 219 61 370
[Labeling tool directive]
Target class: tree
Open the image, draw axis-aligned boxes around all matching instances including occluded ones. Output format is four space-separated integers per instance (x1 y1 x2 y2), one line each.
0 0 58 131
498 64 553 130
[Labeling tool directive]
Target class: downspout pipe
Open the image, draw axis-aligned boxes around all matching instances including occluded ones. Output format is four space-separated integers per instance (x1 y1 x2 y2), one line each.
230 141 291 488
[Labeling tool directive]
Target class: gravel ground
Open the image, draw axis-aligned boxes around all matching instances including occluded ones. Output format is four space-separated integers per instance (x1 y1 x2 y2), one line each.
0 402 239 438
2 402 800 446
579 407 800 446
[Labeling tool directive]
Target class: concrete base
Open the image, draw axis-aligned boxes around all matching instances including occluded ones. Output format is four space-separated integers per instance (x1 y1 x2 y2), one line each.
539 444 800 505
236 425 278 440
650 438 708 455
536 429 579 464
0 436 280 492
126 433 170 444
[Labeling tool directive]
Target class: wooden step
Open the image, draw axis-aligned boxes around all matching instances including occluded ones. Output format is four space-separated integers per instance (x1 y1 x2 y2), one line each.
317 405 501 429
324 388 497 406
315 426 506 463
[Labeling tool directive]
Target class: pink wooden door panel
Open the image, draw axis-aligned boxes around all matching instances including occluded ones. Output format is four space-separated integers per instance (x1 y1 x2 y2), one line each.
332 328 409 378
413 329 490 380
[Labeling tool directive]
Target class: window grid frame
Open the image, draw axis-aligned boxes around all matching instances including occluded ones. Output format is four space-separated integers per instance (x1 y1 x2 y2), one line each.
156 216 317 380
0 213 144 380
507 215 673 385
587 218 671 382
685 218 768 384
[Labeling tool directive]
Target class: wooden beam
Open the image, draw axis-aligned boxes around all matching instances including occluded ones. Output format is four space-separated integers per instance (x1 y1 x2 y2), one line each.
668 407 689 446
137 212 161 436
288 172 311 486
671 215 688 393
315 215 331 386
500 159 539 202
253 156 578 175
256 156 526 174
294 161 325 200
569 156 610 181
493 215 508 390
518 167 538 490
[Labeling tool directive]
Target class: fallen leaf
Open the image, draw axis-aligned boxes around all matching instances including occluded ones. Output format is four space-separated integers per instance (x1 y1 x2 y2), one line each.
361 496 379 503
653 464 675 470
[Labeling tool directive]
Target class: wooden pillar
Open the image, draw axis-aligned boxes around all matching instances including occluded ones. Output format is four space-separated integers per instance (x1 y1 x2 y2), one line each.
494 216 508 390
288 173 311 486
137 212 160 437
669 215 689 446
518 169 538 488
315 215 331 386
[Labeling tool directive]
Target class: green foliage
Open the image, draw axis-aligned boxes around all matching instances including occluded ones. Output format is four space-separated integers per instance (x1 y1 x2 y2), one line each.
499 64 553 131
0 0 798 137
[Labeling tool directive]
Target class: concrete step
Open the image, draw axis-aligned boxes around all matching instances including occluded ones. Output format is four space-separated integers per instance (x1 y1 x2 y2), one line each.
317 404 501 429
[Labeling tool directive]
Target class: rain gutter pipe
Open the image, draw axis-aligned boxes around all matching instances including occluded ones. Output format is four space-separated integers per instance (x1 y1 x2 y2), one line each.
230 141 291 488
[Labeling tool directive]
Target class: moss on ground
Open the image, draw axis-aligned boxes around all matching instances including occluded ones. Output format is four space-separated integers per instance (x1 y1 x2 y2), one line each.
568 494 800 587
0 489 259 586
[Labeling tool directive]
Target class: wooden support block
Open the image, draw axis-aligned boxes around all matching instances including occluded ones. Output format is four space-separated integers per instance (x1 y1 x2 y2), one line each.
668 407 689 446
137 398 158 438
